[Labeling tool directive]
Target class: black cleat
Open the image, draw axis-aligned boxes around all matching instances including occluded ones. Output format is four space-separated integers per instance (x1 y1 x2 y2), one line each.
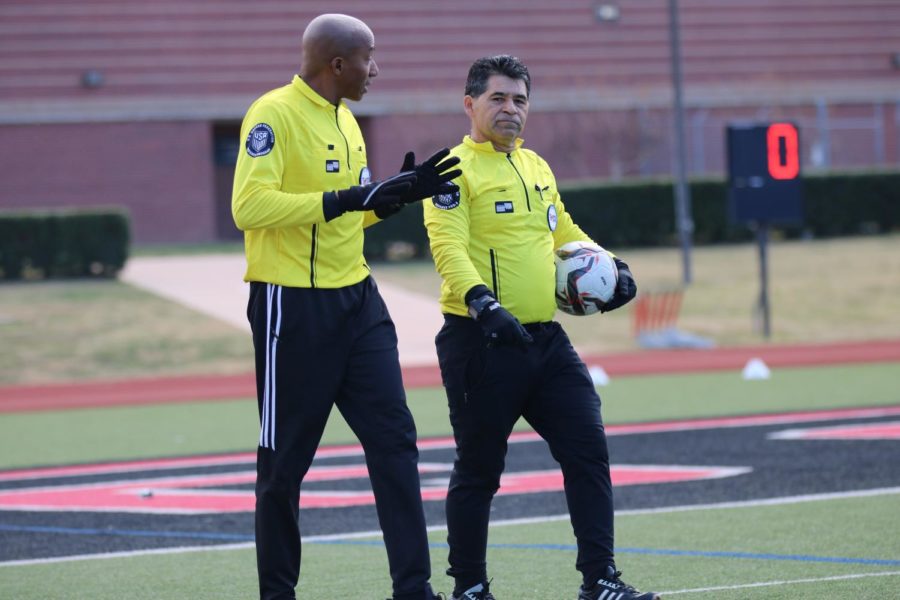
577 566 660 600
451 581 495 600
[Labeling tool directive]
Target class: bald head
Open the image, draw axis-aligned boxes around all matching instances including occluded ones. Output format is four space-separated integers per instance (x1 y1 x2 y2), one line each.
298 14 378 104
301 14 374 76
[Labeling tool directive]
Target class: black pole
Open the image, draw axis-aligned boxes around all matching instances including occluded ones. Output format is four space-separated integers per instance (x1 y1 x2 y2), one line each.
757 223 771 339
668 0 693 285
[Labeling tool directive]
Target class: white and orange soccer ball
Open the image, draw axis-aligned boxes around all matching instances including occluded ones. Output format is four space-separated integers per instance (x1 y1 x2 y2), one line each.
554 241 618 316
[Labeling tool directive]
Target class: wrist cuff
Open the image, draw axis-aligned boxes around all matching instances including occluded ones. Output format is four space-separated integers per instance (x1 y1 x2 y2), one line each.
467 292 497 320
464 284 492 306
322 191 342 222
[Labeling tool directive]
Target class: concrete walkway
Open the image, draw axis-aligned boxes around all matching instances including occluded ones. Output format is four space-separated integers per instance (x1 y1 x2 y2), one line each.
120 254 442 366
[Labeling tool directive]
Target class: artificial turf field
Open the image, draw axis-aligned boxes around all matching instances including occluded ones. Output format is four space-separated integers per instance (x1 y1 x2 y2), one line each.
1 362 899 598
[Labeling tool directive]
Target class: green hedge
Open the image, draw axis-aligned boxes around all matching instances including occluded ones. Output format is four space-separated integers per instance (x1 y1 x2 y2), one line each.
363 170 900 258
560 170 900 247
0 208 130 280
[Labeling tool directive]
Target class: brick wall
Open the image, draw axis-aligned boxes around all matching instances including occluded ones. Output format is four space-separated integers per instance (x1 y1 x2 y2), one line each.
1 1 897 243
0 121 217 243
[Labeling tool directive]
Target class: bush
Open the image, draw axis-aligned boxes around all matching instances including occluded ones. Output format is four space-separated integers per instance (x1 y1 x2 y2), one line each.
362 170 900 259
0 208 130 280
560 170 900 247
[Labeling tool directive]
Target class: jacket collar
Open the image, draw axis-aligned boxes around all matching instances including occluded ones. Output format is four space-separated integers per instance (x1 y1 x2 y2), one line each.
292 75 342 110
463 135 524 154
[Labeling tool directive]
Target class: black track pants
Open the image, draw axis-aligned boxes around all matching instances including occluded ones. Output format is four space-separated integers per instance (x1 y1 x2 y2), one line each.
436 315 614 590
248 277 432 600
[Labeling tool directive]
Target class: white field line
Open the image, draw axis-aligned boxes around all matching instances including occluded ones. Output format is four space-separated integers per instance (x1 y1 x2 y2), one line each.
3 486 900 568
0 542 254 568
658 570 900 595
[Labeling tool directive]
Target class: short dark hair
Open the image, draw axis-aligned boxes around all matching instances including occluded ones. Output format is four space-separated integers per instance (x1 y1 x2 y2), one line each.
464 55 531 98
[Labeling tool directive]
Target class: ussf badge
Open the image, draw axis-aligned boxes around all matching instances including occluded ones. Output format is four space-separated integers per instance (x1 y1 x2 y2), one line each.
547 204 558 231
432 186 460 210
246 123 274 157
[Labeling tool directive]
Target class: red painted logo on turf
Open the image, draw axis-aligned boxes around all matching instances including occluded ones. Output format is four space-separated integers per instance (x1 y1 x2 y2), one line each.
0 454 749 514
768 420 900 441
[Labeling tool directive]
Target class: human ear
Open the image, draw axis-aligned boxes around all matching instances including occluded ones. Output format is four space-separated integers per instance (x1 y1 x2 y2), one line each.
463 95 474 118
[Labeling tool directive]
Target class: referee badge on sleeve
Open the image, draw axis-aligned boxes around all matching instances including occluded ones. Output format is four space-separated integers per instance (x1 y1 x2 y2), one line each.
432 185 460 210
246 124 275 157
547 204 558 231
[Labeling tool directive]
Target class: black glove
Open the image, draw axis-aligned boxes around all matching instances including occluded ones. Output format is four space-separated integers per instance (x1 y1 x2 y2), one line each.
372 151 419 220
466 285 533 348
322 171 416 221
600 257 637 313
399 148 462 202
373 202 403 220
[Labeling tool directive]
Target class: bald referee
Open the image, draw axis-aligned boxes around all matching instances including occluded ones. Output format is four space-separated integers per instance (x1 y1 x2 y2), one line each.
232 13 459 600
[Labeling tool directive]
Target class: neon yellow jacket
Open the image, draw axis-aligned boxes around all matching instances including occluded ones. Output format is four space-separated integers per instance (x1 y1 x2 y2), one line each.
232 75 380 288
424 136 593 324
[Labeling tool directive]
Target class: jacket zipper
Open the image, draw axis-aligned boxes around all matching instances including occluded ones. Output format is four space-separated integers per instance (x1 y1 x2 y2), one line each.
309 224 318 287
335 106 351 170
506 153 530 212
314 106 349 289
489 248 501 303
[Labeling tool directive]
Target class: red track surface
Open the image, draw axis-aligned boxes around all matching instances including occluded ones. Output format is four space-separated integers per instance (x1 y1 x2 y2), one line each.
2 339 899 414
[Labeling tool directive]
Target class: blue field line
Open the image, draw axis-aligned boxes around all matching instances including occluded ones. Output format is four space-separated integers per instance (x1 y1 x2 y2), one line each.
315 539 900 568
0 524 253 542
614 546 900 567
3 524 899 568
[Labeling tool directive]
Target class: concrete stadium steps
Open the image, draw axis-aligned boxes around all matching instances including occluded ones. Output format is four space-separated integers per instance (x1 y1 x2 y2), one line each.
1 0 897 104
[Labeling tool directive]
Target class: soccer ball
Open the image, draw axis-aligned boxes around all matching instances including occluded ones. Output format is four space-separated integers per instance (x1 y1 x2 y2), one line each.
554 241 618 316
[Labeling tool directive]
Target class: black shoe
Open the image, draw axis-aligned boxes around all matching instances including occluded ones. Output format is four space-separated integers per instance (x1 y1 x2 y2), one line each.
577 566 660 600
451 581 495 600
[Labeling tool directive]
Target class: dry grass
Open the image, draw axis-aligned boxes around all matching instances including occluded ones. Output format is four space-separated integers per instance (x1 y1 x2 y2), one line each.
373 234 900 354
0 280 252 385
1 235 897 386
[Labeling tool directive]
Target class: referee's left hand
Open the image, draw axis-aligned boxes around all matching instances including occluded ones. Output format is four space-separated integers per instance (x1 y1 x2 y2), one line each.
399 148 462 202
601 258 637 313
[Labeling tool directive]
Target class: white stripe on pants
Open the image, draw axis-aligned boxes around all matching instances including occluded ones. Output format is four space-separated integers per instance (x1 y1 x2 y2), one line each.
259 284 282 449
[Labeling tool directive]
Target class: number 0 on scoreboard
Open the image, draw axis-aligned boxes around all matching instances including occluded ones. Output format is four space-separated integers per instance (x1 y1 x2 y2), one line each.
727 122 803 225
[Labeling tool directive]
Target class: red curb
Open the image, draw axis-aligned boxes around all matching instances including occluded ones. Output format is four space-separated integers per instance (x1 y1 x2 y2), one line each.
0 374 256 413
1 339 899 414
579 338 900 376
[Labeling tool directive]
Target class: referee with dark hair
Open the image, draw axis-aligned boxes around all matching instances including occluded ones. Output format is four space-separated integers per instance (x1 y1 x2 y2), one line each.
232 13 459 600
423 55 656 600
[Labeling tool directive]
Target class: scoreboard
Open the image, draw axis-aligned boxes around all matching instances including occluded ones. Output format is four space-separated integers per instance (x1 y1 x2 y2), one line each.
726 122 803 225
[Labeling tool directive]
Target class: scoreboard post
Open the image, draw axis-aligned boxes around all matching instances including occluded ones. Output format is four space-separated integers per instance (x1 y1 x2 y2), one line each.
726 122 804 338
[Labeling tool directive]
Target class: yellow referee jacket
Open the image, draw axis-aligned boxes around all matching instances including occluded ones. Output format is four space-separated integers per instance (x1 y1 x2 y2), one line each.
424 136 593 324
232 75 380 288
